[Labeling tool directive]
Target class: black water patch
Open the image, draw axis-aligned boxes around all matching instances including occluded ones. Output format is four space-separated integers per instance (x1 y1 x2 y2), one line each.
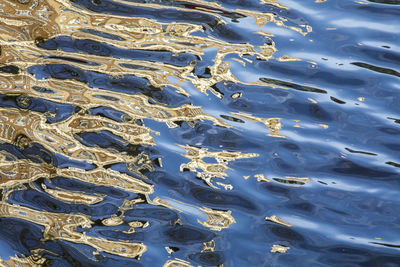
0 65 19 74
190 186 259 212
260 77 327 94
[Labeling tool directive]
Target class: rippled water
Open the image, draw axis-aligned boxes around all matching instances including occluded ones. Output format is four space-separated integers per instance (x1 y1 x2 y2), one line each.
0 0 399 266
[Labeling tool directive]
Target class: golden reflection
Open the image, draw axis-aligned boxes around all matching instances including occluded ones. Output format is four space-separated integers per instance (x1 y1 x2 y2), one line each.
0 158 153 196
308 98 318 104
276 55 302 62
42 184 106 205
151 197 183 212
124 221 149 234
58 167 154 194
319 124 329 129
273 176 310 186
0 74 230 128
198 207 236 231
179 145 258 189
0 0 309 101
63 114 158 145
163 259 194 267
0 0 307 262
102 216 124 226
0 202 146 258
232 112 285 138
265 215 292 227
0 108 138 165
260 0 289 9
202 240 216 252
0 161 52 189
0 253 46 267
271 244 290 253
254 173 271 182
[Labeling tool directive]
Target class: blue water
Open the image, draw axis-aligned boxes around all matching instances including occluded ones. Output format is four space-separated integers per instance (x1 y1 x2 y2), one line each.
0 0 399 266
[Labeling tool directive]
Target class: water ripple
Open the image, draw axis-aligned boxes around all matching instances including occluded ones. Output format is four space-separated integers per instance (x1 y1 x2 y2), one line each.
0 0 399 265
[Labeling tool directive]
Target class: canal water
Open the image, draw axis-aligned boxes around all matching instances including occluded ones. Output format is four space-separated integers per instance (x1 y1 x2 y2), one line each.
0 0 399 266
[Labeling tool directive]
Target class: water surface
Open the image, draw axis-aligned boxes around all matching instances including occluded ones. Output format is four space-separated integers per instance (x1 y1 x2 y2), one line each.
0 0 399 266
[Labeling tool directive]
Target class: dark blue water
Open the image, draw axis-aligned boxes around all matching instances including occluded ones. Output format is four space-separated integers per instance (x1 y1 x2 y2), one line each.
0 0 399 266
